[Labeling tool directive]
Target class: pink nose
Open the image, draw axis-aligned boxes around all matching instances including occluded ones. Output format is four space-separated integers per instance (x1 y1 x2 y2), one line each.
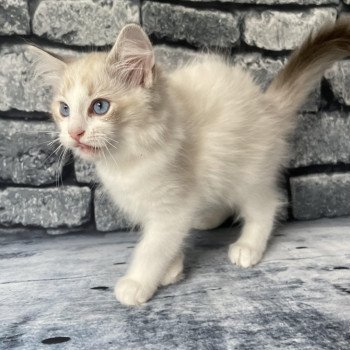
69 129 85 142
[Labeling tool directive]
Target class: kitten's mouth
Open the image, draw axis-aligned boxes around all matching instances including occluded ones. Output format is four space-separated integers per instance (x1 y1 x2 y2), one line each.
75 142 100 155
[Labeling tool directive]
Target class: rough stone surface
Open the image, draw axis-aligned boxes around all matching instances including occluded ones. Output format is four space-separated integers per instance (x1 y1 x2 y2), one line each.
233 53 286 90
0 44 50 113
0 120 64 185
74 158 98 184
142 2 240 48
291 112 350 168
0 44 80 113
290 173 350 220
243 9 337 51
325 61 350 106
32 0 140 46
0 0 30 35
94 187 131 232
278 188 290 221
154 45 198 71
0 186 91 228
233 53 320 111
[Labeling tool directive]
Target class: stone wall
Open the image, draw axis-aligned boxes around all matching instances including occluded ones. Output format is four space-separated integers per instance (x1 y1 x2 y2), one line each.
1 0 350 234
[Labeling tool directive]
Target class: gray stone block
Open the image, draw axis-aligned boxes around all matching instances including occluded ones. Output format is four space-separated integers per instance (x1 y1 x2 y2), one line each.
302 89 321 113
32 0 140 46
290 173 350 220
291 112 350 168
325 61 350 106
233 53 286 90
243 9 337 51
233 53 319 112
0 44 80 113
94 187 131 232
74 158 98 184
0 0 30 35
142 2 240 48
0 186 91 228
277 188 290 221
46 227 87 235
0 119 65 186
0 44 50 113
154 45 198 71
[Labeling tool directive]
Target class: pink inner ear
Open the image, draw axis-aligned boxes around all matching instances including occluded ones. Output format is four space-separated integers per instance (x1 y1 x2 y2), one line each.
108 25 155 88
118 39 154 88
118 50 149 87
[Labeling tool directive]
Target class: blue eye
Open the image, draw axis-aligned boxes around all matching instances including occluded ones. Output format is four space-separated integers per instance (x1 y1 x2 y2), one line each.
92 99 110 115
59 102 70 117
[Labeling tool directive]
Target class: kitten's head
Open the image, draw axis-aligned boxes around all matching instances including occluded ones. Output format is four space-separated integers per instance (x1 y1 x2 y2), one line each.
30 24 167 163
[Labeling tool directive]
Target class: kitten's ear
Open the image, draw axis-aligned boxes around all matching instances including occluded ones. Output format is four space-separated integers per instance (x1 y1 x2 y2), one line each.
27 45 66 87
107 24 155 88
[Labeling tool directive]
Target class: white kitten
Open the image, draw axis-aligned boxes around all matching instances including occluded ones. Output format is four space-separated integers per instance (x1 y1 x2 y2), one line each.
30 19 350 305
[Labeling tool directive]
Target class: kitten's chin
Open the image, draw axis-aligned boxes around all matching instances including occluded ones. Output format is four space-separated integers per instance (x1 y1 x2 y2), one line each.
73 146 101 162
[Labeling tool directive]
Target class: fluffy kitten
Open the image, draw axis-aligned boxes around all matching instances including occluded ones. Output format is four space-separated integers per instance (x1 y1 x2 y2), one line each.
30 19 350 306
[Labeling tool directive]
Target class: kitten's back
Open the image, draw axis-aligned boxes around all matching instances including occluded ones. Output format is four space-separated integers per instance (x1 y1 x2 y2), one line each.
169 55 265 127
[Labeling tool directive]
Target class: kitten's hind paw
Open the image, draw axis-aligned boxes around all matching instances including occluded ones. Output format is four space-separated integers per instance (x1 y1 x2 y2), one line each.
115 277 155 306
228 243 263 268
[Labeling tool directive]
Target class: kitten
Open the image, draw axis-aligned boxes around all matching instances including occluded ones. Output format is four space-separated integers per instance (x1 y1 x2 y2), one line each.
30 19 350 306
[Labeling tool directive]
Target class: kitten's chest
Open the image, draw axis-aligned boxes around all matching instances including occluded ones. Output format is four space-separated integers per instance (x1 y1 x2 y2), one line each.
95 162 160 222
98 165 145 199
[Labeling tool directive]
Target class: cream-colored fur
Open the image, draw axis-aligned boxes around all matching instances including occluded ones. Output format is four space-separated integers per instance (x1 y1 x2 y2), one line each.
29 20 350 306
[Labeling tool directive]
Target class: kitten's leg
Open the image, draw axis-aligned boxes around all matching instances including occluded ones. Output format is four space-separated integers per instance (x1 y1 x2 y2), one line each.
115 219 189 306
192 206 231 230
160 252 184 286
228 189 279 268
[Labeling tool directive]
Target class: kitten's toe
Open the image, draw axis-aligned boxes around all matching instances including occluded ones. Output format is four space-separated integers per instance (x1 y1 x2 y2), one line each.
228 243 263 268
115 277 155 306
161 254 184 286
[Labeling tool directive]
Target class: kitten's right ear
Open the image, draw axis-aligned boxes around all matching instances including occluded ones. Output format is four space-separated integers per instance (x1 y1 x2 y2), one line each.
27 45 66 87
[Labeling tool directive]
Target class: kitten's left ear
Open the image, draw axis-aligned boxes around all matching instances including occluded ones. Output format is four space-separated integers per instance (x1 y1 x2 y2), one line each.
107 24 155 88
28 45 66 87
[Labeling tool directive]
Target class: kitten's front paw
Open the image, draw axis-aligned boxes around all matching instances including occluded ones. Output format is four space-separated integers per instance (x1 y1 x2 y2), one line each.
115 277 156 306
228 242 263 268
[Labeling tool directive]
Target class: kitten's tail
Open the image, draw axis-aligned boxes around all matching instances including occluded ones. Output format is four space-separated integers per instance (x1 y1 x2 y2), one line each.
267 17 350 114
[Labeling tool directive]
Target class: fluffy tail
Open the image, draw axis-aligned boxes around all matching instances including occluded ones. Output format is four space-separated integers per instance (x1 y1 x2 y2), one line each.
267 17 350 113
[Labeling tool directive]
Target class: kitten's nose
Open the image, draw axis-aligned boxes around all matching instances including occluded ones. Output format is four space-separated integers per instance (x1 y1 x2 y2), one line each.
69 129 85 142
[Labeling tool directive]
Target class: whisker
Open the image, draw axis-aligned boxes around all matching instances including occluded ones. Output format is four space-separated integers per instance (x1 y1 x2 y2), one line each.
55 147 64 187
103 135 120 144
38 137 61 147
93 133 120 144
102 138 119 151
11 131 60 134
104 143 119 169
42 143 63 165
57 147 68 187
47 138 61 147
34 139 59 147
97 138 108 168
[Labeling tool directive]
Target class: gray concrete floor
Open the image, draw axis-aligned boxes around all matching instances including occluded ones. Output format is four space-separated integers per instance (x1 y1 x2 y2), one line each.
1 219 350 350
